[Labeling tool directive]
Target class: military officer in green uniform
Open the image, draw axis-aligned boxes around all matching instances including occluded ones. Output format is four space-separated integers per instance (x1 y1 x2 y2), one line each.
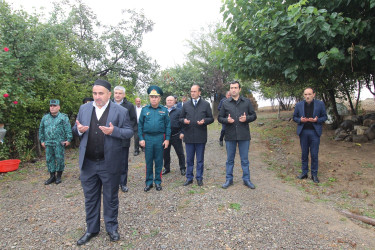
138 86 171 192
39 99 73 185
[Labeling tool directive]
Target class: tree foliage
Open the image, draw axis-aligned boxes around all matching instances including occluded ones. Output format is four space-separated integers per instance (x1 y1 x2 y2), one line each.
0 0 156 160
219 0 375 121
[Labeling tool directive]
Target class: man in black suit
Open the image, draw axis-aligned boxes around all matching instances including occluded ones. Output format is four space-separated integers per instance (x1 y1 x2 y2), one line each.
179 85 214 186
113 85 137 193
72 79 133 245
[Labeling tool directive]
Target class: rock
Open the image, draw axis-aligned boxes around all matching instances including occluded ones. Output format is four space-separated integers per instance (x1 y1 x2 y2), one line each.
354 126 369 135
340 120 354 132
335 130 349 141
363 113 375 120
352 135 369 143
335 128 342 136
257 122 265 126
364 126 375 140
363 119 375 127
344 135 353 142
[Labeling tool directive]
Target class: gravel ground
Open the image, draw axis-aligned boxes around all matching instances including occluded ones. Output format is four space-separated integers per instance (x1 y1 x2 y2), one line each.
1 126 375 249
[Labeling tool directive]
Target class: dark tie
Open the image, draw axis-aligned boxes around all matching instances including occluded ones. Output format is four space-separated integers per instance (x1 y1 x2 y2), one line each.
194 99 197 106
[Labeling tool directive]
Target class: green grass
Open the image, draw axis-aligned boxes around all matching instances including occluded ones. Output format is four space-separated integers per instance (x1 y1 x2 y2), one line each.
361 162 375 168
229 203 241 211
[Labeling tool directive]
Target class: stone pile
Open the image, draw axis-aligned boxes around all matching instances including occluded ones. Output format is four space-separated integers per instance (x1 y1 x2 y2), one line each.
335 113 375 143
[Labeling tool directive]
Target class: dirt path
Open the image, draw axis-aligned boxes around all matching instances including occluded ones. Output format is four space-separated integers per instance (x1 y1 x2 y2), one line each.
1 124 374 249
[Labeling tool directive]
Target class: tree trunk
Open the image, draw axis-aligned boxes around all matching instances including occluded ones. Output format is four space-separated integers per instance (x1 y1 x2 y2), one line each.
328 89 341 128
342 82 356 115
277 100 281 120
35 129 42 157
355 80 362 114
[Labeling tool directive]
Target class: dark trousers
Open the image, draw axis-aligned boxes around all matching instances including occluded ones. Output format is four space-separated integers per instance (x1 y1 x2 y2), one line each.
185 143 206 181
120 147 130 186
163 134 186 171
134 130 140 153
300 129 320 176
80 158 121 233
219 124 226 141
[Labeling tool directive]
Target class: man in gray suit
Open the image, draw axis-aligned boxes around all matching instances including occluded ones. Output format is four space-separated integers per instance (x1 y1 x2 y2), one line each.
72 79 133 245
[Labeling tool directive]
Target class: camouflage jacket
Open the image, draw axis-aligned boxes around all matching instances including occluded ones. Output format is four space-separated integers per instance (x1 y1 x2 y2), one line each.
39 112 73 146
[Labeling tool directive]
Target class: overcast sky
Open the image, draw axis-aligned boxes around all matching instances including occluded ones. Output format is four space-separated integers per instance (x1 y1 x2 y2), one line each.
7 0 374 104
8 0 223 69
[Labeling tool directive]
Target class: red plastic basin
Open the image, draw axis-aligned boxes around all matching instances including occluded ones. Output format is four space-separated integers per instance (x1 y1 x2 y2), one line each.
0 159 21 173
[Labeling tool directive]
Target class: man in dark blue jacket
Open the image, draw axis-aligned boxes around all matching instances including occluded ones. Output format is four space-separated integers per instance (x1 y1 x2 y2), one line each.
179 85 214 186
218 81 257 189
163 96 186 176
293 87 327 183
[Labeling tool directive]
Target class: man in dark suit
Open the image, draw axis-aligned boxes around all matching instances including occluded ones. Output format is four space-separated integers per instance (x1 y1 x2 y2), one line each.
72 79 133 245
176 96 187 109
293 87 327 183
179 85 214 186
113 85 137 193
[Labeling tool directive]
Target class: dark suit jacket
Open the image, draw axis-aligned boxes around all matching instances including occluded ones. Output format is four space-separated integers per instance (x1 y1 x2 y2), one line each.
179 98 214 143
293 99 327 137
117 98 137 147
72 102 134 174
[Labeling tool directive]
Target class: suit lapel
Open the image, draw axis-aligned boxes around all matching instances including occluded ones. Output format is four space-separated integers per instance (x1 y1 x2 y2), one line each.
106 102 115 126
312 99 317 117
302 101 305 117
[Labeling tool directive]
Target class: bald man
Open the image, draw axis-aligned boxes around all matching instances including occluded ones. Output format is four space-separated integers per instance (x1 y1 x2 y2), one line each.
163 96 186 176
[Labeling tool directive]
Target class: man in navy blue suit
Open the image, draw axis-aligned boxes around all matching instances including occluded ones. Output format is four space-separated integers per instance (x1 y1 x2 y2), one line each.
72 79 133 245
293 87 327 183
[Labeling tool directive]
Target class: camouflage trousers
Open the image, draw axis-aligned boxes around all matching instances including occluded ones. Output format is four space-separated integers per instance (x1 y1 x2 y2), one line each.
46 145 65 172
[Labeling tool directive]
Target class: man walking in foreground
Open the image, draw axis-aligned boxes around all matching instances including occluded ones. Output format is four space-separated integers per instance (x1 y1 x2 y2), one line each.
218 81 257 189
293 87 327 183
72 79 133 245
179 85 214 186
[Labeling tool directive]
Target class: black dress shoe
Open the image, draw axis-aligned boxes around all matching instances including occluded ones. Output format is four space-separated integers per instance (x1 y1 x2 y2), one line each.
243 180 255 189
155 184 162 191
311 175 320 183
77 232 99 245
180 169 186 176
133 151 139 156
144 184 153 192
162 169 170 175
183 180 193 186
219 140 223 147
222 180 233 189
107 230 120 242
120 185 129 192
297 173 308 179
197 180 203 186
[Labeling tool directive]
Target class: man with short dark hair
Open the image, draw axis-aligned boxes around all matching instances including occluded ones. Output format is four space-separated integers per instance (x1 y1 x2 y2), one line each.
218 81 257 189
39 99 73 185
163 96 186 176
73 79 133 245
113 85 137 193
293 87 327 183
180 85 214 186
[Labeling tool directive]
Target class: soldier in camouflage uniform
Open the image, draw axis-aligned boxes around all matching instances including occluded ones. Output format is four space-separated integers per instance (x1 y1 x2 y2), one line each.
39 99 73 185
